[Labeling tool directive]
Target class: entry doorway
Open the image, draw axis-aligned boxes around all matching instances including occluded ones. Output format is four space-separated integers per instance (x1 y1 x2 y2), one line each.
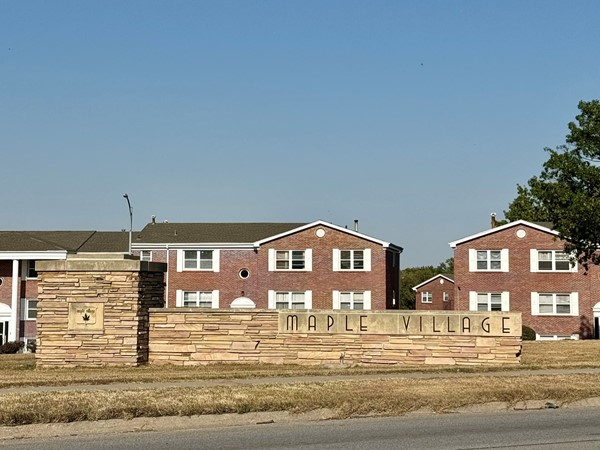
0 321 8 345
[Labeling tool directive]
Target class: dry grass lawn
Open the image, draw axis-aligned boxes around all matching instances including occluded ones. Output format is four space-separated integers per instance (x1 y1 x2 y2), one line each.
0 340 597 426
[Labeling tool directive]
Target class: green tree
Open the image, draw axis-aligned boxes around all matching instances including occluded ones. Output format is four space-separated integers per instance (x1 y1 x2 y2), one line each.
399 258 454 309
514 100 600 269
503 184 549 223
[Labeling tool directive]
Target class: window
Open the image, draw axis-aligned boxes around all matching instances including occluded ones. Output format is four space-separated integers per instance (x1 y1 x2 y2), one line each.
276 251 305 270
443 292 449 302
275 292 306 309
468 249 508 272
268 249 312 271
268 290 312 309
340 250 364 270
22 299 37 320
184 250 213 270
183 291 213 308
333 290 371 310
469 291 509 311
175 290 219 308
177 250 220 272
26 260 38 279
477 293 502 311
421 292 432 303
333 249 371 271
531 292 578 316
530 249 577 273
140 250 152 262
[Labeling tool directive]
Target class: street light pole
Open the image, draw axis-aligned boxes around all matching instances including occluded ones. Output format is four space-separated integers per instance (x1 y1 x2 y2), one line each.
123 193 133 255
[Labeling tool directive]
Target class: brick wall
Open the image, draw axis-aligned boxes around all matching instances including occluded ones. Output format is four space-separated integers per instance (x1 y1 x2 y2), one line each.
149 310 521 367
414 276 454 311
454 224 600 337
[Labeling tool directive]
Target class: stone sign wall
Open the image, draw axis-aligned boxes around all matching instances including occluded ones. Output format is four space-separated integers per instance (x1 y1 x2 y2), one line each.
36 254 166 367
149 309 522 367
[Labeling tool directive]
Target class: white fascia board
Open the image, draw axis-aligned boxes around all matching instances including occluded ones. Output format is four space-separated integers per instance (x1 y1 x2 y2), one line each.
253 220 397 249
0 251 68 260
449 220 557 248
411 274 455 291
132 243 255 250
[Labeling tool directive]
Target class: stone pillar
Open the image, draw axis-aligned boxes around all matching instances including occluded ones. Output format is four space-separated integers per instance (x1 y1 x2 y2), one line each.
35 254 166 367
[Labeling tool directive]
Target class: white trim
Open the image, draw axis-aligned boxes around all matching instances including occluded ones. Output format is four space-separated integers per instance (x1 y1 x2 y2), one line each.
332 290 341 309
10 260 18 342
500 291 510 311
412 274 455 291
364 248 371 271
469 291 477 311
175 289 183 307
305 249 312 272
176 250 183 273
363 290 371 310
421 292 432 303
500 249 509 273
468 249 477 272
0 251 67 260
332 249 340 272
132 243 255 250
212 290 220 308
449 220 557 248
530 249 538 273
305 290 312 309
213 250 220 273
254 220 394 248
267 290 276 309
531 291 578 316
21 298 37 321
536 334 579 341
531 292 540 315
530 249 578 273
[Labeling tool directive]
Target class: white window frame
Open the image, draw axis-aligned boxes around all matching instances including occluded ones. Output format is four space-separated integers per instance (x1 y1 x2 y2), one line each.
468 291 510 311
21 298 37 320
421 292 432 303
443 292 449 302
530 292 579 316
536 334 579 341
268 249 312 271
468 249 509 272
332 290 371 310
140 250 152 262
175 290 219 308
24 260 38 279
267 290 312 309
332 249 371 272
176 249 220 272
530 250 578 273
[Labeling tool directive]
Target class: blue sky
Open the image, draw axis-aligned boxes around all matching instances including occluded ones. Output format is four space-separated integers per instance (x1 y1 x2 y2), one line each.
2 1 599 267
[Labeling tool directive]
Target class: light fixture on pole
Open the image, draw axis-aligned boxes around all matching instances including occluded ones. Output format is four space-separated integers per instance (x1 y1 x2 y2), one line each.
123 193 133 255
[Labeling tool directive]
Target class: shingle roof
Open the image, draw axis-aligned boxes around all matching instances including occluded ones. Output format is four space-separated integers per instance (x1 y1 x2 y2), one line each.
135 223 308 244
0 231 130 253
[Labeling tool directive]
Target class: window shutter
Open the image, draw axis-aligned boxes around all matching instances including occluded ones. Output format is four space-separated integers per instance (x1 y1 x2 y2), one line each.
20 298 26 320
268 249 276 271
213 250 220 273
363 291 371 310
530 249 538 273
332 290 340 309
304 290 312 309
212 290 220 309
175 290 183 307
501 291 510 311
364 249 371 271
176 250 183 272
332 249 340 272
468 249 477 272
468 291 477 311
571 292 579 316
570 258 579 273
501 249 509 272
531 292 539 315
304 249 312 271
267 290 276 309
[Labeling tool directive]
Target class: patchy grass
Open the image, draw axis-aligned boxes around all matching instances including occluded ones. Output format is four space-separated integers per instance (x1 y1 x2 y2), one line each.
0 341 597 425
0 340 597 389
0 374 598 426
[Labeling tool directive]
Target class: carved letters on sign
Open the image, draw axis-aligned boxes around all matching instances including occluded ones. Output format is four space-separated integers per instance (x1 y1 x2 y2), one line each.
278 312 521 337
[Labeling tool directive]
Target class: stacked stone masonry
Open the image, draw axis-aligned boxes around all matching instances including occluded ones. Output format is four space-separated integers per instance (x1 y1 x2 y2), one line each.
149 310 522 367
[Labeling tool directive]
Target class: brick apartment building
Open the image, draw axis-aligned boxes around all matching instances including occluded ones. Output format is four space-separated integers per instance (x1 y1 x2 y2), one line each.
0 221 402 346
132 220 402 311
412 274 454 311
446 220 600 340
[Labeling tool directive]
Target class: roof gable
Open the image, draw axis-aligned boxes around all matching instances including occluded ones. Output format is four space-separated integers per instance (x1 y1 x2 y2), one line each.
449 220 558 248
412 274 455 291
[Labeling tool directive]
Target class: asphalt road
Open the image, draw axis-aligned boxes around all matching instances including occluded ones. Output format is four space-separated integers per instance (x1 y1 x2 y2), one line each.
2 408 600 450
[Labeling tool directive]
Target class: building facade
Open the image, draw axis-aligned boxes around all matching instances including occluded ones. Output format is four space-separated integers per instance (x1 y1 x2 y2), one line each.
449 220 600 340
412 274 454 311
132 220 402 311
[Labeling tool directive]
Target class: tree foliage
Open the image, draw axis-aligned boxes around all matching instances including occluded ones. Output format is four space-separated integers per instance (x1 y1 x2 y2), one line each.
400 258 453 309
507 100 600 269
